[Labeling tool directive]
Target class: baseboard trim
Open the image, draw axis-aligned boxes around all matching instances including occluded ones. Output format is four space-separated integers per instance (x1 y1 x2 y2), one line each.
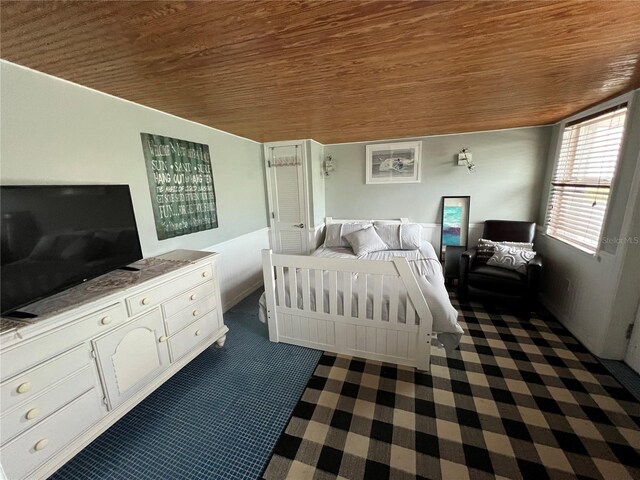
539 294 598 355
202 227 270 314
223 279 264 312
419 222 484 229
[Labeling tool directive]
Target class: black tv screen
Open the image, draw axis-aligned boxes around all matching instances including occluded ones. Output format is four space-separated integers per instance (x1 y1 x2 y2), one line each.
1 185 143 315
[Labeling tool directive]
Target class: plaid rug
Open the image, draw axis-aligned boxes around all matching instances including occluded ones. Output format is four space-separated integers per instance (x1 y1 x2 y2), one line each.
262 295 640 479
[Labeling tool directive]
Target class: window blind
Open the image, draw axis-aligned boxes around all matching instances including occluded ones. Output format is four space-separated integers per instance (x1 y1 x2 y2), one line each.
545 105 627 253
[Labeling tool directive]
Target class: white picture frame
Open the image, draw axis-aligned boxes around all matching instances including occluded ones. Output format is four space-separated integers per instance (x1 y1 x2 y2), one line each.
365 141 422 184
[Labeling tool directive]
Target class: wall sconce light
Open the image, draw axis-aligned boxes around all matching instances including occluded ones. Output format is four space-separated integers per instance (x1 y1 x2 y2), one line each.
324 155 336 176
457 148 476 173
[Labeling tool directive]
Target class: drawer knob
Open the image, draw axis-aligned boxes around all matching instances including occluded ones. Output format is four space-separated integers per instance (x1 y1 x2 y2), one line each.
190 294 197 301
201 271 209 278
26 408 41 420
195 329 202 336
192 309 199 317
17 382 32 394
34 438 49 451
141 297 150 305
159 335 168 343
100 316 112 325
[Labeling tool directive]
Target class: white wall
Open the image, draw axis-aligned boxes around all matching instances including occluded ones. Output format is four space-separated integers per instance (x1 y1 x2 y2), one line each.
308 140 326 227
607 162 640 359
204 228 270 311
0 61 269 310
323 127 551 224
536 90 640 359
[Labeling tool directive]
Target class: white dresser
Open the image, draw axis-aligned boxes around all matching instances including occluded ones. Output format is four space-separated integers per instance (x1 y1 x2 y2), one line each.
0 250 228 480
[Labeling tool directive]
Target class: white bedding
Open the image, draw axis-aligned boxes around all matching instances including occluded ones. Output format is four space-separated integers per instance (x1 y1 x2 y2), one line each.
259 241 463 350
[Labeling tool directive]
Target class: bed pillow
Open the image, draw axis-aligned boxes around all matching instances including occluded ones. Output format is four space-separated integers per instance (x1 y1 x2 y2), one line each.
345 226 388 256
487 244 537 274
374 223 422 250
324 222 371 247
476 238 533 265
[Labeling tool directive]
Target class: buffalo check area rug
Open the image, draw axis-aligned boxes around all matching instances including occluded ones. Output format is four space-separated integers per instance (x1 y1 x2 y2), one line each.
262 296 640 480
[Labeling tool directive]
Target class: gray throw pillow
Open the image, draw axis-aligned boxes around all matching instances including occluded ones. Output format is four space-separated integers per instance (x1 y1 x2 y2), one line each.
476 238 533 265
487 244 536 274
324 222 371 248
345 226 388 256
374 223 422 250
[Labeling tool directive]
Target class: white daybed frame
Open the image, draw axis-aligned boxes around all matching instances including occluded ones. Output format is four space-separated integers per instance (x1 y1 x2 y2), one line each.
262 218 435 370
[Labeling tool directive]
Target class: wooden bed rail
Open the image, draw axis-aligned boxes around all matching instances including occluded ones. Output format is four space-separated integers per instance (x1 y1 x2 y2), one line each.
261 249 434 370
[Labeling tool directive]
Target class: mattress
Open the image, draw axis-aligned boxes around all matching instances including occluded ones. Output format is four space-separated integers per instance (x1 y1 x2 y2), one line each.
259 241 463 350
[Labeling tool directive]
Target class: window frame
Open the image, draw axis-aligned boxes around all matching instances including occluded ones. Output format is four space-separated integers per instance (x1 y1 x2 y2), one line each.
544 93 633 256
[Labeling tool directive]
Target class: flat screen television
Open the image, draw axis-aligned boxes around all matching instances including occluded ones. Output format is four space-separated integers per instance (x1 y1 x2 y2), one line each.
1 185 143 316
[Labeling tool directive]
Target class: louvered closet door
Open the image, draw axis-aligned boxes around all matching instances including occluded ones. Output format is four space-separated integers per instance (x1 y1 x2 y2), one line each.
267 143 309 254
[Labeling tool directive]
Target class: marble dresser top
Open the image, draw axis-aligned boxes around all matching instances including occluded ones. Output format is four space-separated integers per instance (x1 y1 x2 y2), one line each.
0 250 215 336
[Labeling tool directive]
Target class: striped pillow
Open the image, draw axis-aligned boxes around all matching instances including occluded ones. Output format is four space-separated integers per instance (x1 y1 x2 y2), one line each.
476 238 533 265
374 223 422 250
324 222 372 247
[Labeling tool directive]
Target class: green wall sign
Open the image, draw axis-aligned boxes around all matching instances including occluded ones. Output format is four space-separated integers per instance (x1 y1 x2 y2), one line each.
141 133 218 240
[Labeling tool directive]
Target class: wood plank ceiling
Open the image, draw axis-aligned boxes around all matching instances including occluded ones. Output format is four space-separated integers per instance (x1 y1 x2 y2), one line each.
1 1 639 144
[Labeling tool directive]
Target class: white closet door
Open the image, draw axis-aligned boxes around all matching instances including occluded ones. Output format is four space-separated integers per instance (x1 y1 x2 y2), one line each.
266 142 309 254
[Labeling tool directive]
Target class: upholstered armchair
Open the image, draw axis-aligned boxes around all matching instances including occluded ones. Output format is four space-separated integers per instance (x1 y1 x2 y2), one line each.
458 220 542 311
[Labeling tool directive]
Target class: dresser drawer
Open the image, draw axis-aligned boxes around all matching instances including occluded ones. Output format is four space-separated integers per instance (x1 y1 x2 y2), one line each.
0 303 125 380
0 387 103 480
126 264 213 317
168 310 219 361
164 295 217 336
162 280 215 319
1 364 98 444
1 345 91 412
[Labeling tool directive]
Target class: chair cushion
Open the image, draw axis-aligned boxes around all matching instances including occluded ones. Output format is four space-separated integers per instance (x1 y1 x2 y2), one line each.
468 264 526 295
483 220 536 243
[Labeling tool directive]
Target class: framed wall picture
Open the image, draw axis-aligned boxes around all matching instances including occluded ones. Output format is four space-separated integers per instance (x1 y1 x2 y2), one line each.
366 141 422 184
440 196 471 260
141 133 218 240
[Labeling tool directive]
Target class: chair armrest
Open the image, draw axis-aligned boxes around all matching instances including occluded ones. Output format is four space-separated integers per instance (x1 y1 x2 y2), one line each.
459 247 477 279
528 252 543 270
458 247 477 299
460 247 477 266
527 252 543 295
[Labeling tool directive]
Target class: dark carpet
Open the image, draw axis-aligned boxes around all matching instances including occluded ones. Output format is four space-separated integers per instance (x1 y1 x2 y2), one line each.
50 289 322 480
